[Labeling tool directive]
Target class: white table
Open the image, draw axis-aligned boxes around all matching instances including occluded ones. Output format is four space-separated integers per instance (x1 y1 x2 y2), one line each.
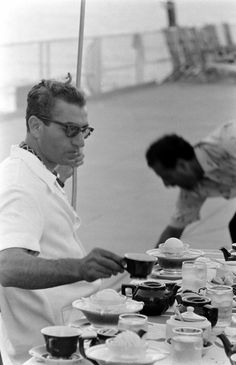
24 249 231 365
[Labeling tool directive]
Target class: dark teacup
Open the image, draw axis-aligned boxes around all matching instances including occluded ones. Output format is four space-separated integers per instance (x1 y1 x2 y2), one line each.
124 253 157 278
41 326 79 358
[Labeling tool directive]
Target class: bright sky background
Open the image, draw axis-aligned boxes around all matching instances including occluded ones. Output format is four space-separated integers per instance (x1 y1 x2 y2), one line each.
1 0 235 44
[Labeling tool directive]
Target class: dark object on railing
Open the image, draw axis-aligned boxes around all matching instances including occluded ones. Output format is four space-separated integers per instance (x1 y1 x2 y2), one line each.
166 1 177 27
163 23 236 83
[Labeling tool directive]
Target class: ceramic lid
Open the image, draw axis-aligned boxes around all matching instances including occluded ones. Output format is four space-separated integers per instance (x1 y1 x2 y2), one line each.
180 306 205 322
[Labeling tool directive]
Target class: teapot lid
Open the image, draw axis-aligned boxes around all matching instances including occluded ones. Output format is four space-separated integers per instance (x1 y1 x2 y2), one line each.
181 306 205 322
140 281 166 289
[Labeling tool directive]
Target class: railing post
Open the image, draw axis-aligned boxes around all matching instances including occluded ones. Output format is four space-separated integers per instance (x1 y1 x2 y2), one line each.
45 41 51 78
39 42 44 79
85 38 102 95
133 33 145 84
223 23 234 50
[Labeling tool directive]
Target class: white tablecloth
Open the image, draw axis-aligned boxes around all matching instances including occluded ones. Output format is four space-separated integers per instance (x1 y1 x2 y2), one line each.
24 249 231 365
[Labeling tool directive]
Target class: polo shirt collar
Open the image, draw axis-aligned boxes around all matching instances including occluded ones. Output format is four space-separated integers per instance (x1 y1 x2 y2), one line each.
194 143 219 174
10 145 58 191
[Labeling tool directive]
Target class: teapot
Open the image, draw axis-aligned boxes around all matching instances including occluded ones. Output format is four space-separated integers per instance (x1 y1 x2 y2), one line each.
176 293 218 327
121 281 179 316
166 306 212 344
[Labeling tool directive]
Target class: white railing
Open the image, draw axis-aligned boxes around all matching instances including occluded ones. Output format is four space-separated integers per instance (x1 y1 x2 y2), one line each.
0 23 235 113
0 30 172 112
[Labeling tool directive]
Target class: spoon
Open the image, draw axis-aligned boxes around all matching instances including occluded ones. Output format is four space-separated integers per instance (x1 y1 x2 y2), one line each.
174 306 184 321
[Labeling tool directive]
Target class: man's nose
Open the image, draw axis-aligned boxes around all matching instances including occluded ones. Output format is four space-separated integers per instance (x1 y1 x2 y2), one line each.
71 132 85 147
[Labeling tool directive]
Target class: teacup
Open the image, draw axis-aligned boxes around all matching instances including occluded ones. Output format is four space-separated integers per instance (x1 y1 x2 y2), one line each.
118 313 148 338
41 326 79 359
124 253 157 278
171 327 203 364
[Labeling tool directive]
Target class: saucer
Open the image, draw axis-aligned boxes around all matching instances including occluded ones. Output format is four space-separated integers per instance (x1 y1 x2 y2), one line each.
29 345 82 364
151 268 182 280
165 339 214 357
86 344 167 364
72 298 144 327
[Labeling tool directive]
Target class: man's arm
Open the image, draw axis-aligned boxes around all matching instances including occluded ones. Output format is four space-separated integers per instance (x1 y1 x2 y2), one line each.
0 247 125 290
156 225 184 248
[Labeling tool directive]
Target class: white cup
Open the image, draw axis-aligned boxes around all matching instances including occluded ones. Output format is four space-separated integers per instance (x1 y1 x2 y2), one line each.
182 261 207 293
171 327 203 365
117 313 148 338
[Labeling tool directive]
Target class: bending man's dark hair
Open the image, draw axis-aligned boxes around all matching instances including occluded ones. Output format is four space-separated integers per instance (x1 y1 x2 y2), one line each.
146 134 195 169
26 74 86 131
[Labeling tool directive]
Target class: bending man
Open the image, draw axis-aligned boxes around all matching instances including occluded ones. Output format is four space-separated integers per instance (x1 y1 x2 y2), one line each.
146 121 236 247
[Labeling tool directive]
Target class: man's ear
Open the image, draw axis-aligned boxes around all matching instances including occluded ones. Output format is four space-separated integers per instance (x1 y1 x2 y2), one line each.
176 158 189 172
28 116 43 138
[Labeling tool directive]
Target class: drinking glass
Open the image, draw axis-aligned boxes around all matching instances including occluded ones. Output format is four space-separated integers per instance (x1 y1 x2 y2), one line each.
117 313 148 338
182 261 207 292
171 327 203 365
207 285 233 327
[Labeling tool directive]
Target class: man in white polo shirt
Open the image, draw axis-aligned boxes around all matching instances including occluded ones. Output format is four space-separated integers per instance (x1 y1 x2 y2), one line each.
0 77 126 365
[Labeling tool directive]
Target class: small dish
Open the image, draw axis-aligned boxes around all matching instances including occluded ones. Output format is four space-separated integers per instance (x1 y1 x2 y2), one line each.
86 344 167 365
151 267 182 280
72 298 144 327
29 345 82 364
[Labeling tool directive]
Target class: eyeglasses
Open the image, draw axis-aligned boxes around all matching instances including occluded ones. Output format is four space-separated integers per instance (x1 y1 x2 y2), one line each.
47 119 94 138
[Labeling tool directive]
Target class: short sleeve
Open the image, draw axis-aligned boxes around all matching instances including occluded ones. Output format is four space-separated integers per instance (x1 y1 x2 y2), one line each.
169 189 207 228
0 186 44 252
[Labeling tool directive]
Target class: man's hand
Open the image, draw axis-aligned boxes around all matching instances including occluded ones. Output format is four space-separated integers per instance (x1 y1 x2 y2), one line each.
55 165 74 183
55 150 85 183
78 248 126 282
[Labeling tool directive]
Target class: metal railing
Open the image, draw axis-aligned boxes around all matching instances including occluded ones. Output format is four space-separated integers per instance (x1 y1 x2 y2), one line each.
0 30 172 112
0 23 235 113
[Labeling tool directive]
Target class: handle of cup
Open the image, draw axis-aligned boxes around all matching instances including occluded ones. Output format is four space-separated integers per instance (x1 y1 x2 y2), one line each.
121 284 137 297
203 304 218 327
78 334 99 365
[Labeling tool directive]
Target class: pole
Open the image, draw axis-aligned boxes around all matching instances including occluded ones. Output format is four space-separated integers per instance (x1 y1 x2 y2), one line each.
72 0 86 209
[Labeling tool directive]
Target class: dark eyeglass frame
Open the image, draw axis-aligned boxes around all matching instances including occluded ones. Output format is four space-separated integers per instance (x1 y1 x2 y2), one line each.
46 119 94 138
